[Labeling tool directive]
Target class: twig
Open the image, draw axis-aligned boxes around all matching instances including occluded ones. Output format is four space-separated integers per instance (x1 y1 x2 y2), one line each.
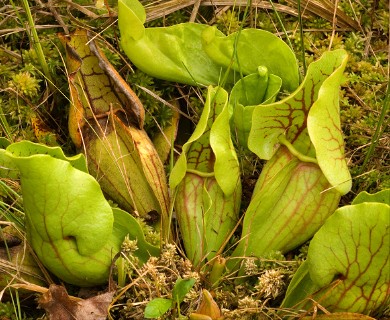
47 0 69 34
328 0 339 50
190 0 202 22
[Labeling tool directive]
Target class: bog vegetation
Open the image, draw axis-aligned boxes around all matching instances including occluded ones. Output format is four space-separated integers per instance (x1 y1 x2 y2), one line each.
0 0 389 319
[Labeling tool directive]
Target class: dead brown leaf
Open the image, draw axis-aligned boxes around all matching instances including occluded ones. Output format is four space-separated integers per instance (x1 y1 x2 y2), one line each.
38 284 114 320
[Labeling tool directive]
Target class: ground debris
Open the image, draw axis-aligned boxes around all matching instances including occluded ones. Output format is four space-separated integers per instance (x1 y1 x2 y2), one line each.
38 284 114 320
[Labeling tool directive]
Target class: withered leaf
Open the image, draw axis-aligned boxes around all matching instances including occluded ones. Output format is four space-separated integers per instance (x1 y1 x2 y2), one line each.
59 29 170 236
59 29 144 148
39 284 114 320
190 289 223 320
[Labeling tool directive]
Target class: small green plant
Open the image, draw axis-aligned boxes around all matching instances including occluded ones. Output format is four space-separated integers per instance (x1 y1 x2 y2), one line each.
8 72 40 98
0 301 16 319
144 277 196 318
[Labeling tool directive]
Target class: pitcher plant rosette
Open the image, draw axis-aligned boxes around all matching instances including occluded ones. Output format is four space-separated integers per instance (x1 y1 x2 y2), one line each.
229 49 352 270
169 86 241 268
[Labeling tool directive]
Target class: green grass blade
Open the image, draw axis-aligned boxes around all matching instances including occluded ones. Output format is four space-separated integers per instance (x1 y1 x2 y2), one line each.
297 0 307 74
20 0 55 91
359 78 389 174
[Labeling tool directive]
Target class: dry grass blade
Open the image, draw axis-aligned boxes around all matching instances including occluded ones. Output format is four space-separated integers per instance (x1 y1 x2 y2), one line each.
284 0 359 30
202 0 303 17
145 0 197 21
144 0 358 30
61 0 100 19
144 0 305 21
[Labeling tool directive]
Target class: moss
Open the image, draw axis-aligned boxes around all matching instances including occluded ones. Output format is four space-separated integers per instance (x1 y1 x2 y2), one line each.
216 9 242 34
8 72 41 98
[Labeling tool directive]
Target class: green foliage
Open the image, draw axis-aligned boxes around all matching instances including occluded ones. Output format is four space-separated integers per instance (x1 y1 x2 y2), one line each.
0 23 68 144
228 50 350 271
0 301 17 319
230 147 341 272
282 190 389 315
8 72 40 98
119 0 299 90
119 0 227 85
0 141 159 286
145 277 196 318
144 298 173 318
170 86 241 267
173 278 197 303
0 0 388 319
116 2 387 317
229 66 281 148
202 27 299 92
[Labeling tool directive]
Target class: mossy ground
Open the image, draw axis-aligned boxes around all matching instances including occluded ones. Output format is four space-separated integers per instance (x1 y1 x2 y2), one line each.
0 0 388 319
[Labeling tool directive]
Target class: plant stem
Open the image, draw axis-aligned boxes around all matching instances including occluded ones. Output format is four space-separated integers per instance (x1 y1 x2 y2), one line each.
21 0 55 91
0 105 12 139
269 0 294 52
209 256 226 287
297 0 307 74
